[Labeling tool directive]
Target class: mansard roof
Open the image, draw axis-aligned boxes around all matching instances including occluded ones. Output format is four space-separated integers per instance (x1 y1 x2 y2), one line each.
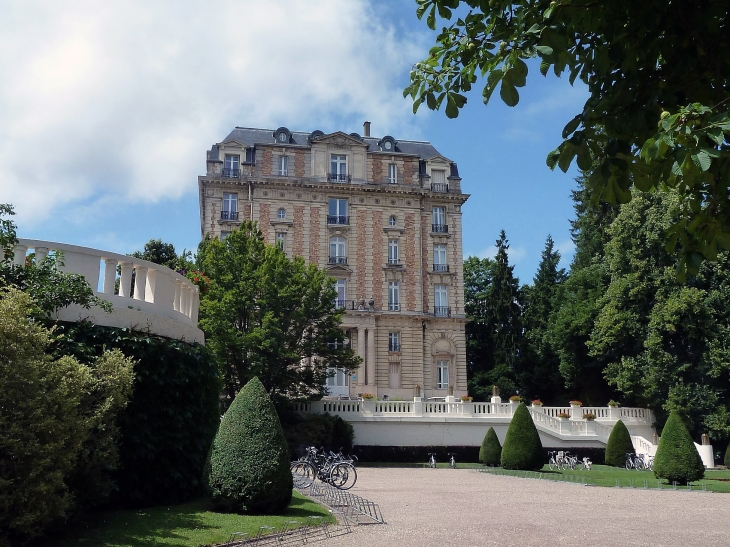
211 126 448 162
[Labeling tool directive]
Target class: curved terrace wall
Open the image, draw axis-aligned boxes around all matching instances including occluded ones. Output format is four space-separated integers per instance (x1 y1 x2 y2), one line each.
13 239 204 344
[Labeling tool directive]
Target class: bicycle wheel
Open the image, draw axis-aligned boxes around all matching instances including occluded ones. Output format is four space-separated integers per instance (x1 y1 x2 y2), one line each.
576 461 585 471
291 461 315 488
625 459 633 470
330 462 357 490
548 457 557 471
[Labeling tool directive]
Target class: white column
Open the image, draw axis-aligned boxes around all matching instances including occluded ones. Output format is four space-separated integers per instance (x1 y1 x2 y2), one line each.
103 259 118 295
119 262 134 298
174 279 182 312
190 285 200 323
366 327 375 387
182 285 192 317
35 247 49 262
145 269 157 303
357 326 366 386
133 266 148 301
13 245 27 266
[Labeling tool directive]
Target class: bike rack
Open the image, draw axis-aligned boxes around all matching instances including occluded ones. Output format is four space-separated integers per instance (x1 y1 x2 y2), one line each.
303 480 385 525
223 514 353 546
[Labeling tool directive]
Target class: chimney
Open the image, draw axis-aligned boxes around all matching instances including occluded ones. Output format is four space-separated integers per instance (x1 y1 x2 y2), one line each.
363 121 371 137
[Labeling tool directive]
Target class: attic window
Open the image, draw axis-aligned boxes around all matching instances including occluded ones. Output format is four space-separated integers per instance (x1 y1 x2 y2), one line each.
379 135 396 152
274 127 291 144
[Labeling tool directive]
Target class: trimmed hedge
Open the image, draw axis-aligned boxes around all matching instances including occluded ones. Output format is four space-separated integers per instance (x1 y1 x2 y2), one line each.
205 377 292 513
280 411 354 460
479 427 502 466
49 321 221 507
604 420 634 467
725 439 730 468
653 411 704 484
501 403 543 470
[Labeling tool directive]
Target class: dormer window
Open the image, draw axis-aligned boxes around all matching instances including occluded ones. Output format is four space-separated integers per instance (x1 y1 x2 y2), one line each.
278 131 288 143
379 135 396 152
274 127 291 144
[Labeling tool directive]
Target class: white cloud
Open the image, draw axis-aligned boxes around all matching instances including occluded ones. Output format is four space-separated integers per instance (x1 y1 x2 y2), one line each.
555 238 575 258
473 244 527 264
0 0 427 226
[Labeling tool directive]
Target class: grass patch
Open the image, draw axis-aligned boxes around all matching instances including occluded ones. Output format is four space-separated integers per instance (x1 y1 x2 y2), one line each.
478 464 730 492
32 492 334 547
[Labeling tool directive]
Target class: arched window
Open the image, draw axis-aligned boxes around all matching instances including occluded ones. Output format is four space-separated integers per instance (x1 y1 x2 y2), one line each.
277 208 286 219
329 236 346 265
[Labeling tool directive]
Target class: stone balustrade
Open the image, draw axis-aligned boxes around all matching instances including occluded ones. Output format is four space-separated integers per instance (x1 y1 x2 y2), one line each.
12 239 204 344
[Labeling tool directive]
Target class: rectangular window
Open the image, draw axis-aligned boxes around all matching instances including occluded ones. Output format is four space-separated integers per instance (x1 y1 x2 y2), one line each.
388 332 400 352
278 155 288 176
388 239 399 264
328 198 348 225
222 193 238 220
245 148 254 163
432 206 447 233
388 163 397 184
330 155 347 182
220 231 231 240
326 367 349 388
224 155 240 177
275 232 286 250
431 169 447 192
334 278 347 308
434 244 447 271
436 360 449 389
434 284 448 316
388 281 400 311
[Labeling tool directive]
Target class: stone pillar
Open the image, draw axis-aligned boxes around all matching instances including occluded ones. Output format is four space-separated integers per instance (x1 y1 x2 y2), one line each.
190 286 200 322
119 262 133 298
103 259 118 294
357 326 366 386
13 245 27 266
133 266 148 301
35 247 49 263
366 327 375 387
174 279 182 312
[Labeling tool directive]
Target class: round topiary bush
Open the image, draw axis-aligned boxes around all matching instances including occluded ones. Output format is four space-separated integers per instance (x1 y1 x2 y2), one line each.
501 403 543 470
604 419 634 467
653 410 704 485
479 427 502 466
205 377 292 513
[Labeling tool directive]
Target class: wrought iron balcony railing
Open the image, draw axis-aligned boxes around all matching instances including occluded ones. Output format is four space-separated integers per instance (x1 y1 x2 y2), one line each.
221 211 239 221
433 264 449 272
388 342 401 352
334 300 356 310
387 258 400 265
327 215 350 225
328 256 348 265
431 183 449 193
434 306 451 317
432 224 449 233
327 173 351 183
222 168 240 178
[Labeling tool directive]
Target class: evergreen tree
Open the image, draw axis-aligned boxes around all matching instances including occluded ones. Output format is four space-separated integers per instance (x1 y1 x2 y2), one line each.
604 420 634 467
479 427 502 467
500 403 543 470
653 411 705 485
518 235 566 404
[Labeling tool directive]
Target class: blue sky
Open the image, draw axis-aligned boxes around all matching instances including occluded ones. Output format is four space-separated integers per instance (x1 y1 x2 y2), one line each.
2 0 588 284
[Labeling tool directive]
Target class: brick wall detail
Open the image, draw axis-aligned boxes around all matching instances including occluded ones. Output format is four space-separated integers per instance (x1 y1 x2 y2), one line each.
420 213 429 311
356 210 367 301
259 203 271 243
372 210 383 309
405 213 417 311
295 150 305 177
404 159 416 185
372 157 383 183
262 149 273 176
309 207 320 263
293 205 304 257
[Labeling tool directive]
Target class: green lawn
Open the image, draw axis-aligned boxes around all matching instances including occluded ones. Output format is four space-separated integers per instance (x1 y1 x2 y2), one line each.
32 492 334 547
479 464 730 492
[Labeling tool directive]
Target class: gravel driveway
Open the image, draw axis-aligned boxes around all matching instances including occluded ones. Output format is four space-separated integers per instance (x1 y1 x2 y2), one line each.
323 467 730 547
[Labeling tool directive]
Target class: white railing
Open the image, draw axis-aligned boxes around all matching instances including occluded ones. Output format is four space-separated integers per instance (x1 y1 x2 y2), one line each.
542 406 572 418
12 239 203 343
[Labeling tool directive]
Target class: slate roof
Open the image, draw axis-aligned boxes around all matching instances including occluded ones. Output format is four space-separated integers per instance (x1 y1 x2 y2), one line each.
209 126 449 163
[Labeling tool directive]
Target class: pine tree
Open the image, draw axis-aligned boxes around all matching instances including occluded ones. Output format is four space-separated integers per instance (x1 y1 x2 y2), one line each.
653 411 705 485
604 420 634 467
501 404 543 470
479 427 502 466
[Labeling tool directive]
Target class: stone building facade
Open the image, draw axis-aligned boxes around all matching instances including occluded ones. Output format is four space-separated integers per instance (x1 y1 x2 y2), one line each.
198 124 469 400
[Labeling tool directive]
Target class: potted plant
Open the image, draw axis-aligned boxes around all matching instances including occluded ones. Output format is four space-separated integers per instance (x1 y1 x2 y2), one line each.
509 395 522 403
569 400 583 407
608 400 620 407
557 412 570 420
360 393 375 400
531 399 543 407
607 399 621 418
583 412 596 421
460 395 473 402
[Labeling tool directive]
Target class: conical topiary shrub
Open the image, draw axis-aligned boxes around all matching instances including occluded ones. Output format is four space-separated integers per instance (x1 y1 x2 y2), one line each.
604 419 634 467
724 440 730 468
479 427 502 466
205 377 292 513
653 411 704 485
501 403 543 470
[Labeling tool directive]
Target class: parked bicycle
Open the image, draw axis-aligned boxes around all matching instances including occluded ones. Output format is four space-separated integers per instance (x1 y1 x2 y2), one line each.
447 452 457 469
291 446 357 490
428 452 436 469
625 453 652 470
578 457 593 471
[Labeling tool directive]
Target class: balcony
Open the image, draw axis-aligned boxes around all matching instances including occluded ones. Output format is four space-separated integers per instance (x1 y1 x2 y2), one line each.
222 168 240 178
434 306 451 317
221 211 239 221
334 300 357 310
327 215 350 225
431 183 449 193
328 256 348 265
433 264 449 272
388 303 400 311
432 224 449 233
387 258 401 266
327 173 352 183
